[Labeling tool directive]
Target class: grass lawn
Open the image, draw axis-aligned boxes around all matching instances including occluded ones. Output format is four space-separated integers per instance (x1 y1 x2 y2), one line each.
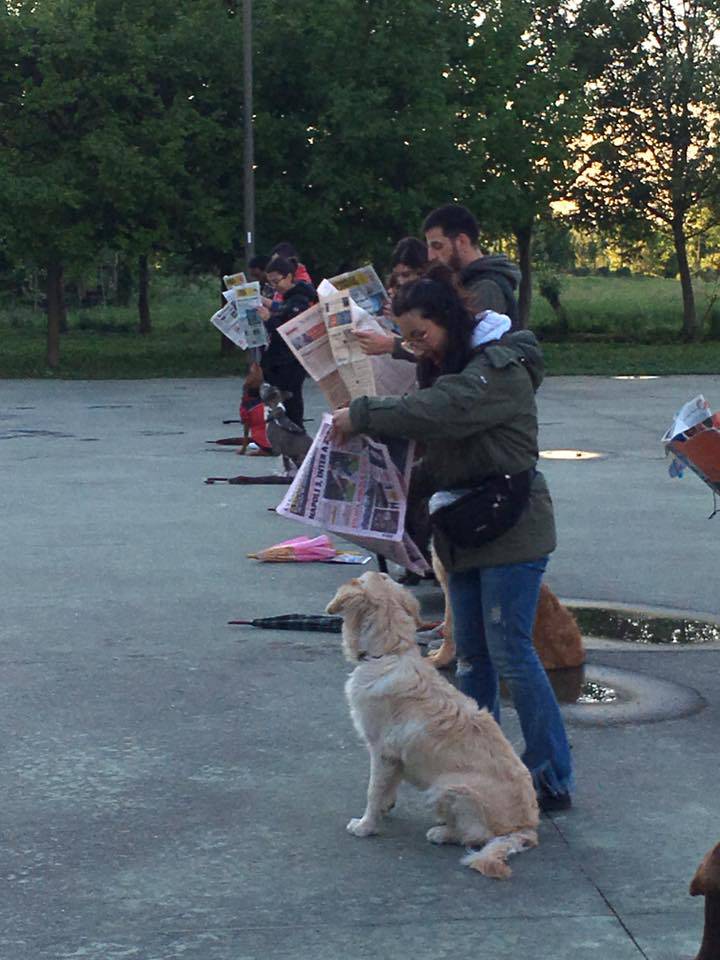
1 273 719 379
531 274 720 342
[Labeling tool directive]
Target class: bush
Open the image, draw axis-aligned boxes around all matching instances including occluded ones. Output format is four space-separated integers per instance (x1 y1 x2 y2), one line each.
595 266 611 277
705 304 720 341
615 266 632 277
663 253 679 278
572 266 590 276
698 267 719 283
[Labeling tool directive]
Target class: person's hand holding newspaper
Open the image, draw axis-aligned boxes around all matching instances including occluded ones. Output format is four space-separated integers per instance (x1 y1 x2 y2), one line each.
354 329 395 356
330 407 353 443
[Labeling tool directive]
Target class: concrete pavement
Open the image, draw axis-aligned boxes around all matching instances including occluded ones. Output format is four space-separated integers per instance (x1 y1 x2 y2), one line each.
1 373 719 959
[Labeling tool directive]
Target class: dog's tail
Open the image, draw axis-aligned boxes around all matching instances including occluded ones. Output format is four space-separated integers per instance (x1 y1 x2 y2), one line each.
461 828 538 880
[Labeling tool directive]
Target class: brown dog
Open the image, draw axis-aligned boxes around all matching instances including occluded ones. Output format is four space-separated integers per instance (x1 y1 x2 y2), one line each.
690 841 720 960
427 549 585 672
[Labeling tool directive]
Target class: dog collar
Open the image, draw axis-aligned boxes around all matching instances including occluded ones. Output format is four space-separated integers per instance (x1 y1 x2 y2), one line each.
357 652 384 661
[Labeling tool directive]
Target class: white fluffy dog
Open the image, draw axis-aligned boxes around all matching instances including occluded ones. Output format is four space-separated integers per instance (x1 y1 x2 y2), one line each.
326 571 539 879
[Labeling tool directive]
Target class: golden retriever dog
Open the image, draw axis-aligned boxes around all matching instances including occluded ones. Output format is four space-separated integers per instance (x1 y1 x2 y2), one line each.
427 549 584 672
326 571 539 879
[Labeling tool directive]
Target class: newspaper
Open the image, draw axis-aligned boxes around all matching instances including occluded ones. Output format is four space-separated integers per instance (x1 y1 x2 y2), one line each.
223 271 247 289
210 281 268 349
273 266 426 572
277 414 410 542
324 292 376 398
327 264 388 317
277 278 415 408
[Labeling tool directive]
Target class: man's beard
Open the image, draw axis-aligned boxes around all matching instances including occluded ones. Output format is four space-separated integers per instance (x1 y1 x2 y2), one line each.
448 240 463 274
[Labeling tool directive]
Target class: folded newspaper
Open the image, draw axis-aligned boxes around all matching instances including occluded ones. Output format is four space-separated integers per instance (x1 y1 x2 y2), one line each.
277 414 430 574
663 395 720 497
209 280 268 350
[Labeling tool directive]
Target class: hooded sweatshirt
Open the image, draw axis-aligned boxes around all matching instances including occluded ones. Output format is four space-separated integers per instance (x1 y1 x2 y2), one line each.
460 254 521 326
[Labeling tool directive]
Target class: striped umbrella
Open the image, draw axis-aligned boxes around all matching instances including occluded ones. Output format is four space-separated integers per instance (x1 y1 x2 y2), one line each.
228 614 343 633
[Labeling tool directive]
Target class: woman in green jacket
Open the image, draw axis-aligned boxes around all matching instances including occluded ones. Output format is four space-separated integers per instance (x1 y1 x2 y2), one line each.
331 267 574 811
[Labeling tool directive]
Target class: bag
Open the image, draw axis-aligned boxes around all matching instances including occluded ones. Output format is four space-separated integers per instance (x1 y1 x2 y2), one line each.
428 470 533 549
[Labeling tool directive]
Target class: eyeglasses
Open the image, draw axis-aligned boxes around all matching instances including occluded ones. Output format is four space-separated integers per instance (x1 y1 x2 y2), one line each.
400 329 430 353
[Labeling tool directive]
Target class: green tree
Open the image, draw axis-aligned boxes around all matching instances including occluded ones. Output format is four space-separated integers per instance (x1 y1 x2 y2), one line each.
574 0 720 340
0 0 246 363
251 0 471 276
455 0 601 327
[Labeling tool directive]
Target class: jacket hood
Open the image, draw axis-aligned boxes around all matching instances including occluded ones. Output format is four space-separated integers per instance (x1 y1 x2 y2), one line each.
471 310 511 348
461 254 521 290
481 330 544 392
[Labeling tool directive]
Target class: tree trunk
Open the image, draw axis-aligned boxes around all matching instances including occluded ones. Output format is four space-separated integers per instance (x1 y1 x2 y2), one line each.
57 263 68 334
46 260 63 369
673 217 698 340
514 223 533 329
138 254 151 335
219 271 236 355
116 256 133 306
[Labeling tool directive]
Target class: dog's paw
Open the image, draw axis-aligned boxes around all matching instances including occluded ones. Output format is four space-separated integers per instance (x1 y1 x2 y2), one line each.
346 817 379 837
426 825 457 845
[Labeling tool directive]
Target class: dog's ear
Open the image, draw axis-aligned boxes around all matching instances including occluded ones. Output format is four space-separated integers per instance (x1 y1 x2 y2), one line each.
282 389 294 401
394 583 421 625
326 578 365 615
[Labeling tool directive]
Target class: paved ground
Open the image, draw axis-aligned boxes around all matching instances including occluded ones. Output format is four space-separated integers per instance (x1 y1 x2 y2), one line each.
2 373 719 960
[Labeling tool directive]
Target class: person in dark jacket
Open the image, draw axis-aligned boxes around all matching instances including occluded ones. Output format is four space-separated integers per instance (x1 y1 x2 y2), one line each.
257 257 315 428
423 203 520 326
330 266 574 811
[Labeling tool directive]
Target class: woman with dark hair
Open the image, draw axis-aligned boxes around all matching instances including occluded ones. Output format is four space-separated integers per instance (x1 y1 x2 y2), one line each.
257 257 315 428
331 265 575 811
355 237 428 358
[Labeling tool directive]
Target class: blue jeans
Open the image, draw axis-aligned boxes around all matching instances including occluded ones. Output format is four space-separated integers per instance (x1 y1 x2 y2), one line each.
448 558 574 797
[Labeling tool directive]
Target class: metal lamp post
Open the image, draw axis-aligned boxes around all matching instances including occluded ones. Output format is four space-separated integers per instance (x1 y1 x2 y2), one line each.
243 0 255 267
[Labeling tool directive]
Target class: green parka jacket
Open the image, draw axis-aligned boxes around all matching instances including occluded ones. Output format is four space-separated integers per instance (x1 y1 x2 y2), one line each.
348 330 556 572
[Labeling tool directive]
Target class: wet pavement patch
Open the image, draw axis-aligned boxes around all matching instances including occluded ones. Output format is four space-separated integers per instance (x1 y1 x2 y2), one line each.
0 429 74 439
558 664 705 726
570 607 720 645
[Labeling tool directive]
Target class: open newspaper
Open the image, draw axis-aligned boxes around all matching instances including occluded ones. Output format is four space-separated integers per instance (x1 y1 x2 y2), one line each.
663 395 720 498
277 283 415 409
273 263 428 572
209 280 268 350
277 414 429 573
327 264 388 318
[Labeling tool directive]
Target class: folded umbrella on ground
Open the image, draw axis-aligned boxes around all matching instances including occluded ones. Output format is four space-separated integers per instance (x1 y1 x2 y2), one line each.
228 613 343 632
247 534 338 562
204 475 291 485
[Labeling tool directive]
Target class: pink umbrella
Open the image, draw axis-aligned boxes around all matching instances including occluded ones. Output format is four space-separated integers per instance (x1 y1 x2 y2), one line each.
247 535 338 563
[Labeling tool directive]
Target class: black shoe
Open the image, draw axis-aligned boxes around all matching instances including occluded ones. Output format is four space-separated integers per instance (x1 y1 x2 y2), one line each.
398 571 421 585
538 791 572 812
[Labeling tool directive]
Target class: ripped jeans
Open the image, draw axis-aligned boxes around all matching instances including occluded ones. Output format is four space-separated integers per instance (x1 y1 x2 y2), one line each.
448 558 574 798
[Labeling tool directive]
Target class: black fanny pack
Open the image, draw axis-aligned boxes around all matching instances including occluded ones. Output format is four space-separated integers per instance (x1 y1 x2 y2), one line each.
428 469 534 549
